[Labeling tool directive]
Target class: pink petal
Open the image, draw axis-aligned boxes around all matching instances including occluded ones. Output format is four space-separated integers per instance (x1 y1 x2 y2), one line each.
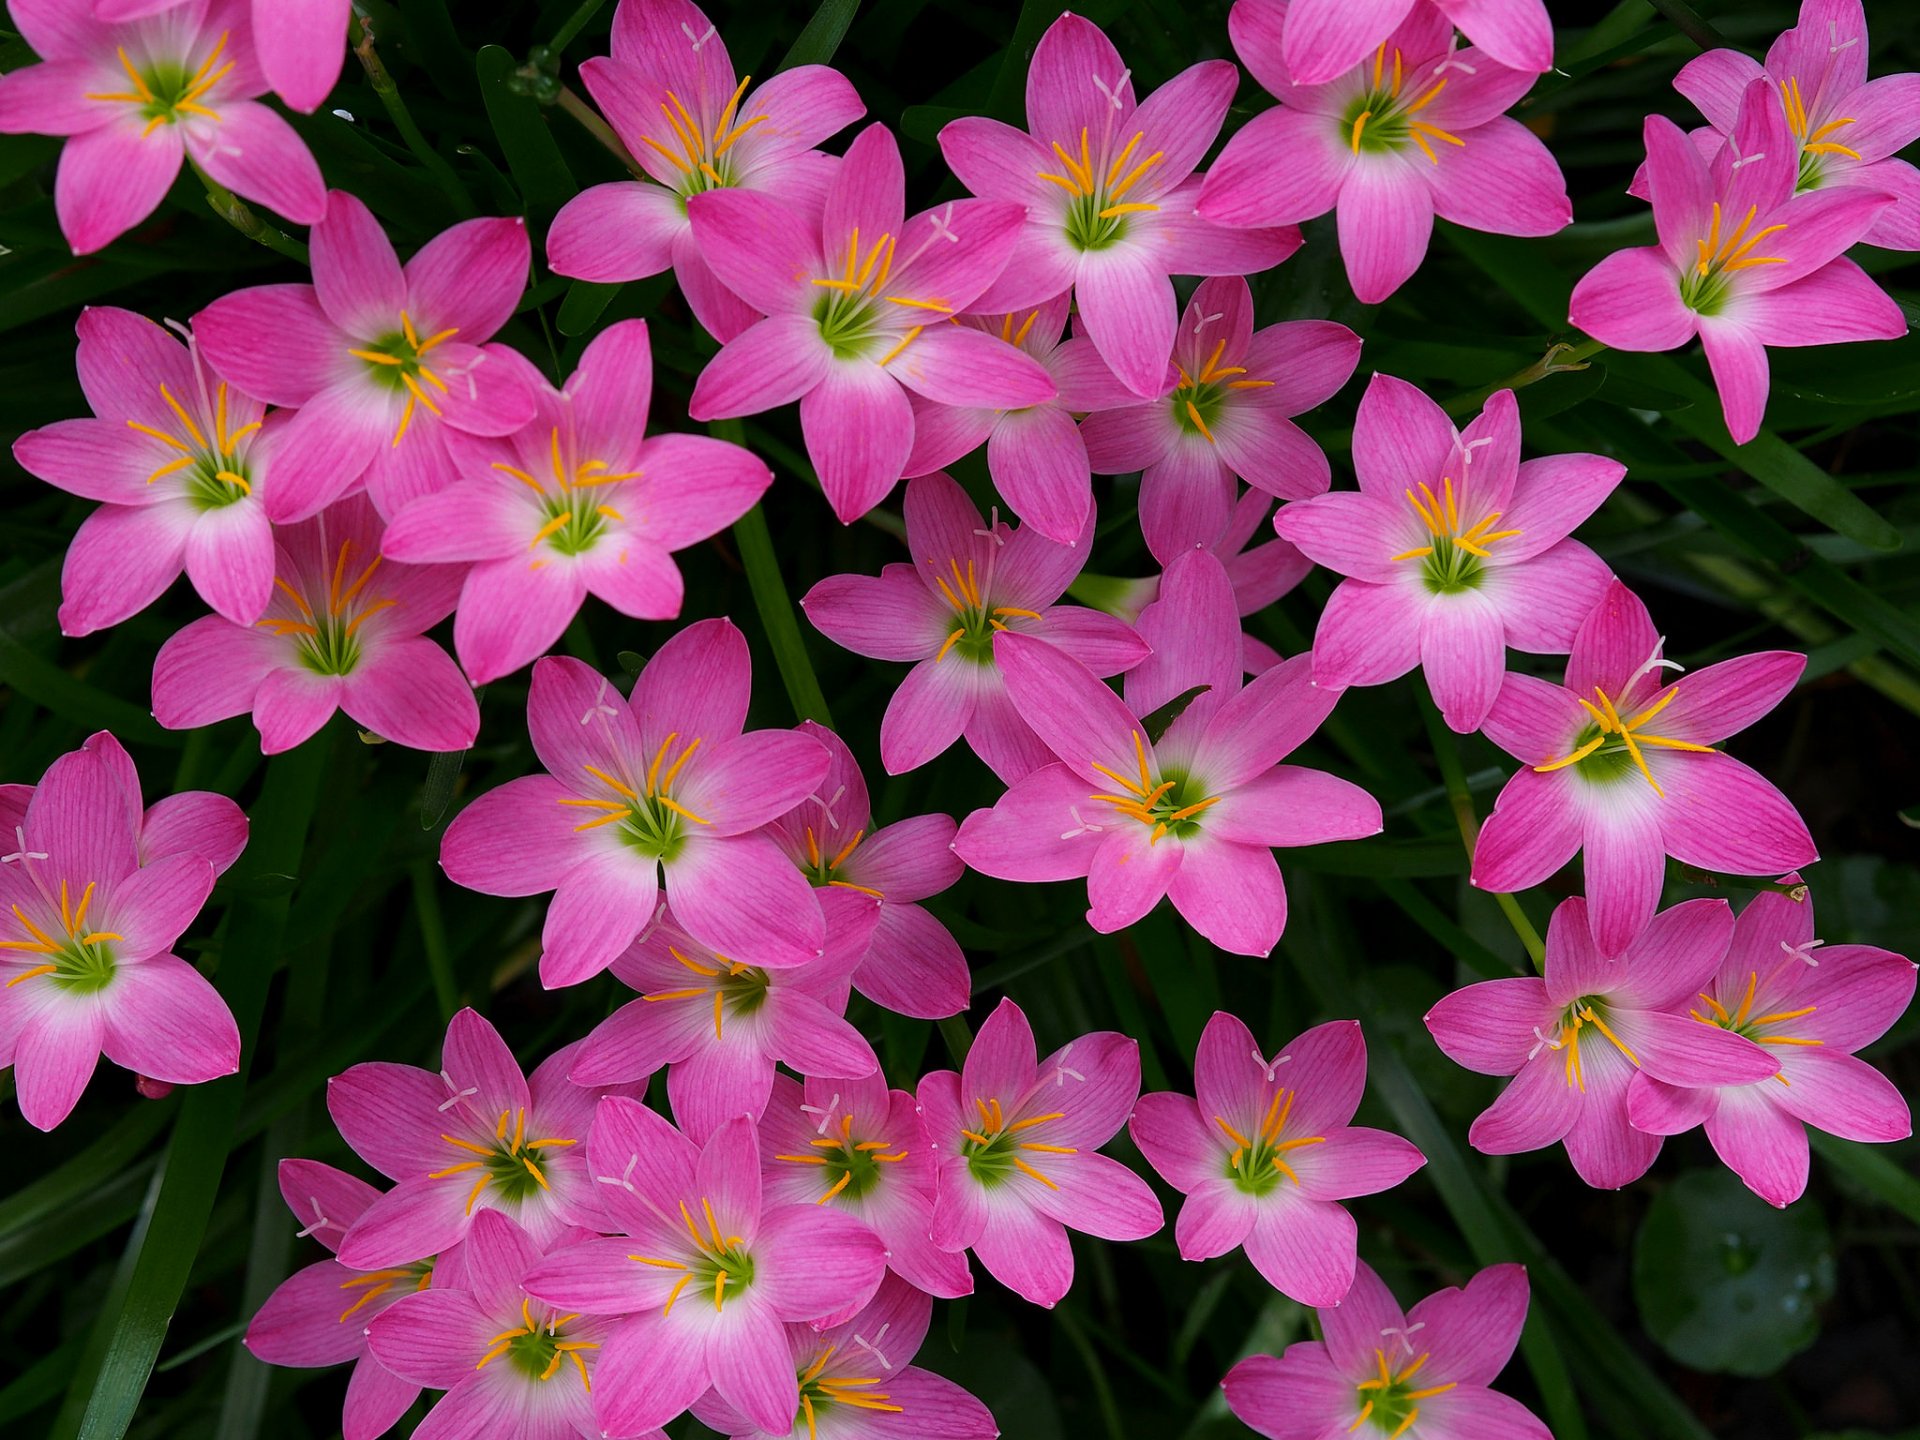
939 115 1056 207
1291 1126 1426 1201
1428 116 1570 237
952 761 1102 882
630 432 771 549
1352 372 1454 500
972 1195 1075 1308
1214 407 1331 503
1131 1091 1220 1192
1309 576 1425 694
676 730 830 835
548 180 680 283
1283 0 1411 84
1273 492 1404 583
589 1310 712 1437
1028 1152 1164 1240
1742 257 1906 346
1613 1010 1775 1086
1241 319 1364 414
1580 795 1667 959
245 1260 372 1367
802 564 948 662
985 404 1091 543
1438 0 1553 74
58 501 191 635
1207 765 1381 849
1406 1261 1532 1387
190 100 326 225
107 852 215 959
342 1354 418 1440
1561 1043 1661 1187
854 902 969 1019
1076 243 1178 399
1468 1055 1580 1155
140 790 248 875
890 326 1055 409
150 615 280 733
1704 1086 1810 1208
880 657 980 774
312 190 407 336
1672 47 1764 133
630 616 752 743
685 187 818 319
540 852 659 987
1498 453 1626 563
193 283 348 407
253 667 345 754
0 60 107 136
823 124 907 271
1421 589 1507 733
1025 12 1131 144
1655 753 1816 877
753 1200 888 1323
1223 1349 1355 1438
14 1001 104 1130
1187 653 1337 788
99 951 237 1082
1773 1048 1911 1144
255 0 352 111
1317 1260 1410 1373
1425 977 1552 1075
1626 1073 1718 1137
1698 318 1771 445
14 419 164 506
441 774 585 897
992 631 1144 790
180 502 274 625
1336 159 1433 304
451 556 587 686
336 1177 468 1270
1567 247 1696 353
1242 1195 1358 1306
1472 768 1581 892
55 120 183 255
668 832 825 967
1198 107 1350 227
1654 651 1804 745
362 1288 491 1389
962 670 1058 783
1165 835 1285 956
801 359 914 523
405 216 529 341
262 385 391 524
339 637 478 752
688 313 831 422
1086 824 1184 933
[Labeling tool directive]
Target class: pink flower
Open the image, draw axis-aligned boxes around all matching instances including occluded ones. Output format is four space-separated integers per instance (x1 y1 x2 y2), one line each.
439 627 830 987
917 997 1162 1308
244 1160 428 1440
567 900 879 1143
801 472 1148 784
1628 887 1916 1207
0 733 237 1130
686 123 1052 522
1570 81 1904 444
1198 2 1569 304
381 319 772 685
762 721 971 1020
366 1210 634 1440
91 0 352 114
549 0 864 343
1263 0 1554 85
939 13 1302 397
194 189 536 522
1473 578 1817 957
1275 374 1622 733
1081 275 1360 562
523 1100 888 1436
1426 897 1781 1189
1223 1260 1552 1440
759 1071 972 1302
151 493 477 755
689 1274 996 1439
1131 1012 1424 1305
0 0 324 254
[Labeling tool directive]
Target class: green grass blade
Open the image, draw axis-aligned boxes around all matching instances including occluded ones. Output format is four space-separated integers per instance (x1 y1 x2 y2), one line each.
779 0 861 69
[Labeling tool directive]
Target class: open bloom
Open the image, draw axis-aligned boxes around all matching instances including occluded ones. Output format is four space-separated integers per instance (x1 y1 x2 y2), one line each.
0 0 324 253
939 12 1301 397
1223 1261 1552 1440
918 997 1161 1308
687 123 1051 522
1081 275 1360 561
550 0 863 343
195 189 535 522
1474 579 1817 956
524 1100 888 1436
1628 887 1916 1207
1198 2 1569 304
1275 374 1621 732
801 472 1147 783
1427 897 1780 1188
151 493 477 755
381 319 772 684
1131 1012 1424 1305
93 0 352 114
1570 81 1903 443
440 627 829 987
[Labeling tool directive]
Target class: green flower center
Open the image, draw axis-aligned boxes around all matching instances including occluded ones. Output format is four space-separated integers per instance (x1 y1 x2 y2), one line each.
799 825 884 902
259 539 392 678
1351 1345 1457 1437
85 33 233 129
1084 735 1221 844
925 553 1037 666
475 1298 598 1389
1692 961 1822 1052
491 424 642 558
126 380 257 510
961 1095 1076 1189
1534 995 1640 1093
1392 475 1521 594
1212 1085 1326 1198
773 1106 908 1204
1530 677 1717 797
640 946 772 1040
1037 124 1165 252
559 733 711 863
1784 74 1862 195
1 878 121 995
1678 202 1790 315
647 79 761 198
629 1196 757 1317
428 1104 577 1211
1338 43 1463 164
796 1343 906 1432
810 227 951 365
351 310 463 445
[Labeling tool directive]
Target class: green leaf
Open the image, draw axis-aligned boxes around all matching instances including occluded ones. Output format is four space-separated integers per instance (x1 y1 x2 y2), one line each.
476 44 577 224
556 279 621 335
779 0 861 70
1809 1132 1920 1228
729 499 835 727
0 627 181 747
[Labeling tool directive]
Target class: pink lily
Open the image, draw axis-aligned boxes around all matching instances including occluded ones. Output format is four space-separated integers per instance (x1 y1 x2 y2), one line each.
1426 897 1780 1188
689 1273 996 1440
523 1100 888 1437
759 1070 972 1302
1198 2 1570 304
1223 1261 1552 1440
0 0 324 254
1264 0 1553 85
762 721 970 1020
919 999 1161 1309
1474 578 1816 957
194 189 536 523
1131 1012 1424 1305
549 0 864 343
800 471 1148 784
1628 887 1915 1207
439 628 830 987
92 0 352 114
151 493 477 755
0 735 234 1130
567 899 879 1143
939 12 1301 398
1081 275 1360 562
686 123 1052 522
1274 374 1622 733
380 319 772 685
1570 81 1904 443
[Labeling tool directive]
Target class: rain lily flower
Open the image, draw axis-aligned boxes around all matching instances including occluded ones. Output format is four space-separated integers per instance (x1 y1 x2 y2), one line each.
1274 374 1622 733
549 0 864 343
1569 81 1904 444
244 1159 428 1440
0 735 233 1130
762 721 971 1020
523 1100 888 1436
381 320 772 685
1426 897 1781 1189
151 494 477 755
1198 3 1570 305
1130 1012 1425 1305
16 307 280 635
92 0 353 114
938 12 1302 397
1080 275 1360 562
1473 578 1817 957
0 0 324 254
690 1274 996 1440
759 1071 972 1302
439 628 830 987
918 997 1162 1309
1628 887 1916 1208
194 189 536 523
365 1209 627 1440
686 123 1052 523
800 472 1148 784
568 900 879 1143
1223 1261 1552 1440
1264 0 1553 84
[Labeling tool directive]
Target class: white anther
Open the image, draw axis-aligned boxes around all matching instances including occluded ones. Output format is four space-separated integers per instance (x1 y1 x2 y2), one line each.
1379 1321 1425 1359
1527 1023 1566 1060
1254 1048 1290 1082
1725 134 1767 172
800 1095 842 1134
852 1322 895 1370
594 1153 641 1193
928 203 961 244
294 1198 335 1239
1781 937 1826 967
1626 637 1685 689
1830 21 1859 51
1060 805 1107 841
633 899 669 949
682 21 717 50
1090 68 1130 110
974 507 1006 546
1 825 47 865
436 1070 480 1112
1052 1042 1087 1086
1460 435 1494 467
808 785 848 828
1434 55 1478 75
1192 309 1225 339
580 676 621 725
1730 149 1768 170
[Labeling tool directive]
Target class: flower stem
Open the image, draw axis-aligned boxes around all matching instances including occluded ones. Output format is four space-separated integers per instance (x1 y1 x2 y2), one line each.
557 85 645 176
351 14 477 217
1644 0 1729 51
548 0 611 54
1443 337 1608 417
192 165 310 264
